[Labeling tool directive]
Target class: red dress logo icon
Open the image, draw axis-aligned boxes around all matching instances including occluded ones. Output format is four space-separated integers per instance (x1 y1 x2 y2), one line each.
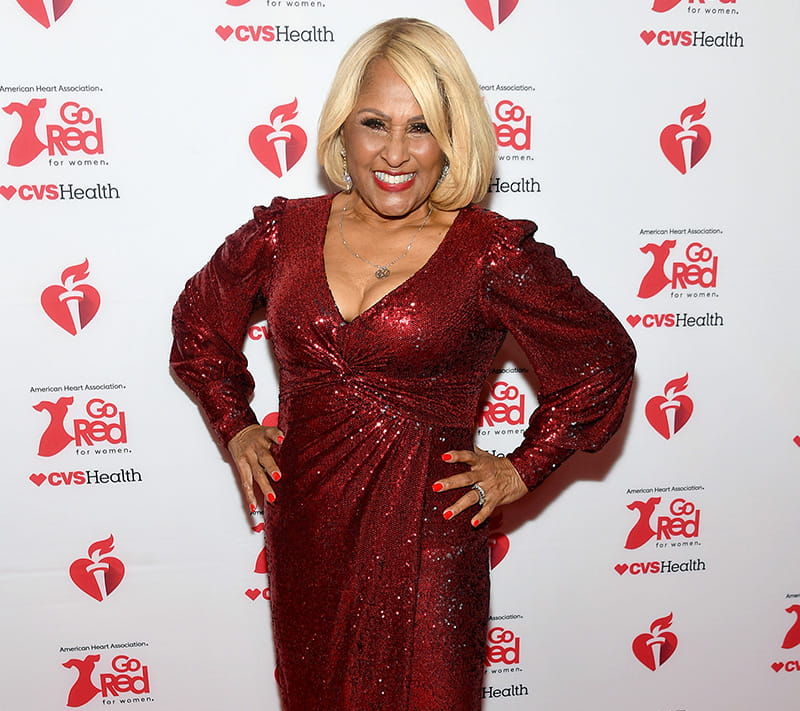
783 605 800 649
41 259 101 335
16 0 74 28
465 0 520 31
660 100 712 174
651 0 682 11
633 613 678 670
249 99 307 178
69 535 125 601
625 497 661 549
645 374 694 439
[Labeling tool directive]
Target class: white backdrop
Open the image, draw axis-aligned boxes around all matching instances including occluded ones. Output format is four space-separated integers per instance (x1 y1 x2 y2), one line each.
1 1 798 709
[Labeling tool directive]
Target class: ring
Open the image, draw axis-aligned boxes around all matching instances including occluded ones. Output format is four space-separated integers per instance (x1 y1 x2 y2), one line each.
471 483 486 508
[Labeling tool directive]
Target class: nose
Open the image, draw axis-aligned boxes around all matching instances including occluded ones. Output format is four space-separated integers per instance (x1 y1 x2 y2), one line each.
381 128 410 167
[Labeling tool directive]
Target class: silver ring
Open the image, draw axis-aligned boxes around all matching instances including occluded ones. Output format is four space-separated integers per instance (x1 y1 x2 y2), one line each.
471 483 486 508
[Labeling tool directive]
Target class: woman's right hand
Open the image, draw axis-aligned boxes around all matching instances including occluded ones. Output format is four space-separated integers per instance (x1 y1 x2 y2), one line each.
227 424 284 509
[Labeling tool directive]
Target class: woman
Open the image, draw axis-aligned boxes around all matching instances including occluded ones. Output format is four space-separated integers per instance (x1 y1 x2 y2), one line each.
171 17 635 711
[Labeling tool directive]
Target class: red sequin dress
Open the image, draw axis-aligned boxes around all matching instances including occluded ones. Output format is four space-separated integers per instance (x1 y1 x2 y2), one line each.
171 194 635 710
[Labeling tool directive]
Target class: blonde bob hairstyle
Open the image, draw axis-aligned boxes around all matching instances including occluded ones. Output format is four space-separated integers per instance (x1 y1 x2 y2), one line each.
317 18 496 211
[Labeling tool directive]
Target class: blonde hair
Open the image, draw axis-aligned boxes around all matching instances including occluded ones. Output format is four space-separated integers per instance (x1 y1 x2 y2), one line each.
317 18 496 211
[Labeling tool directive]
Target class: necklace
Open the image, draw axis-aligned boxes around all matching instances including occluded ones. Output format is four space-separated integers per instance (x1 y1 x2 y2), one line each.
338 199 433 280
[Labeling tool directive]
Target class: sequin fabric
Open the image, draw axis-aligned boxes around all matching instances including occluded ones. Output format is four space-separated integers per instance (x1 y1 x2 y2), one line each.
170 194 635 710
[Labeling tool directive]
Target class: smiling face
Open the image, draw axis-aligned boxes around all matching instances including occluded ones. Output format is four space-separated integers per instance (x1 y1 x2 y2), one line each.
340 58 445 221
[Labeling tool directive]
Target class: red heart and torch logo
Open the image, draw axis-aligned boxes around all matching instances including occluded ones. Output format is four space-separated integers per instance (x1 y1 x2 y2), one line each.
41 259 101 335
69 535 125 602
660 100 712 174
16 0 74 28
632 613 678 670
249 99 307 178
645 374 694 440
465 0 520 31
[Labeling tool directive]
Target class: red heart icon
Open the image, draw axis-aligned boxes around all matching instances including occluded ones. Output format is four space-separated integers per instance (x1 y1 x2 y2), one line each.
793 435 800 447
645 394 693 440
0 186 16 200
249 123 307 178
29 473 46 486
626 315 641 328
216 25 234 41
245 588 261 601
17 0 74 28
489 532 509 569
652 0 682 12
772 662 784 673
465 0 520 31
632 631 678 670
69 536 125 602
40 260 101 335
615 563 629 575
640 30 656 45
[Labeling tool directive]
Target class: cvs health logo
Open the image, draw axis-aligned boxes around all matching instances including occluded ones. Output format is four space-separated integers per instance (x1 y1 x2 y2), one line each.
16 0 74 28
645 374 694 439
64 653 151 707
33 396 128 457
3 98 104 167
638 240 718 298
660 100 711 174
41 260 101 335
479 381 526 429
69 534 125 602
249 99 307 178
633 613 678 670
485 626 521 668
625 496 701 549
466 0 519 31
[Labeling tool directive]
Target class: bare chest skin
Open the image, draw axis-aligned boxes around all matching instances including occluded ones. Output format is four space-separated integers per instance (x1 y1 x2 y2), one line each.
323 194 458 323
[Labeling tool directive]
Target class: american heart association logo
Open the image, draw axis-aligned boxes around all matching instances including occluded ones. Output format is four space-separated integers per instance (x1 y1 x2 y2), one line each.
17 0 74 28
660 100 712 174
632 613 678 670
40 259 101 335
644 374 693 440
465 0 520 31
249 99 307 178
69 535 125 602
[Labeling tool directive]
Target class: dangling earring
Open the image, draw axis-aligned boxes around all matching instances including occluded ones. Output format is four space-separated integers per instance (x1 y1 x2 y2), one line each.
436 158 450 186
340 149 352 192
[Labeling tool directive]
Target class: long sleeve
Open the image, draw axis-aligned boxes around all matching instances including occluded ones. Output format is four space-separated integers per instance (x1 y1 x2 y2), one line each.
480 218 636 490
170 198 285 445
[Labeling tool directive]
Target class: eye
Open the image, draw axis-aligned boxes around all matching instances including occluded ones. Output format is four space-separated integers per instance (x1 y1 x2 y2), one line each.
360 118 386 131
408 122 431 134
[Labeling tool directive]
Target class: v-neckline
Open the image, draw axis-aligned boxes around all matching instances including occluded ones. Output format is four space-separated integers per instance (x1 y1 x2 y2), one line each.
319 195 467 325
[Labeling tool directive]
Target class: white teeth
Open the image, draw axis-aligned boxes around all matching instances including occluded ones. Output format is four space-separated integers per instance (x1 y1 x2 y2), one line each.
374 171 415 184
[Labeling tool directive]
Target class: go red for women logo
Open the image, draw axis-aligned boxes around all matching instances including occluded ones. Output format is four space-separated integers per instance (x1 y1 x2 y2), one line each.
479 381 526 429
249 99 307 178
492 100 532 151
638 240 718 298
16 0 74 28
69 535 125 602
41 260 101 335
485 626 521 667
645 374 693 439
466 0 519 31
625 496 701 549
660 100 711 174
652 0 737 12
633 613 678 670
64 653 151 707
33 396 128 456
3 98 104 167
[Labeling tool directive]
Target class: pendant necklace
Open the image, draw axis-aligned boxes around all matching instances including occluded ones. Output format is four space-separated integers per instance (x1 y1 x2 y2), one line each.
338 199 433 280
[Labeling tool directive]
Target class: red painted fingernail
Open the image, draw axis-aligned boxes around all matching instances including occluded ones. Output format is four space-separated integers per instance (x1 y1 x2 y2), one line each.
267 492 276 503
250 503 257 513
432 482 444 492
276 435 284 444
443 510 454 520
272 471 281 481
441 453 452 461
471 518 480 528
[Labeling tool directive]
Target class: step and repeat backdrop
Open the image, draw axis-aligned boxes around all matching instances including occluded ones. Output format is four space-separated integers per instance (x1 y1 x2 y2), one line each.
1 1 798 709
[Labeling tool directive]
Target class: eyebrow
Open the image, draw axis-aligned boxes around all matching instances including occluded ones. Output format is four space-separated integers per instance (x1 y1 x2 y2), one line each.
355 108 427 123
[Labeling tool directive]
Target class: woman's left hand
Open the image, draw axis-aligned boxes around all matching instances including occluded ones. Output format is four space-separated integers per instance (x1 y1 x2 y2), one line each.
434 447 528 527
